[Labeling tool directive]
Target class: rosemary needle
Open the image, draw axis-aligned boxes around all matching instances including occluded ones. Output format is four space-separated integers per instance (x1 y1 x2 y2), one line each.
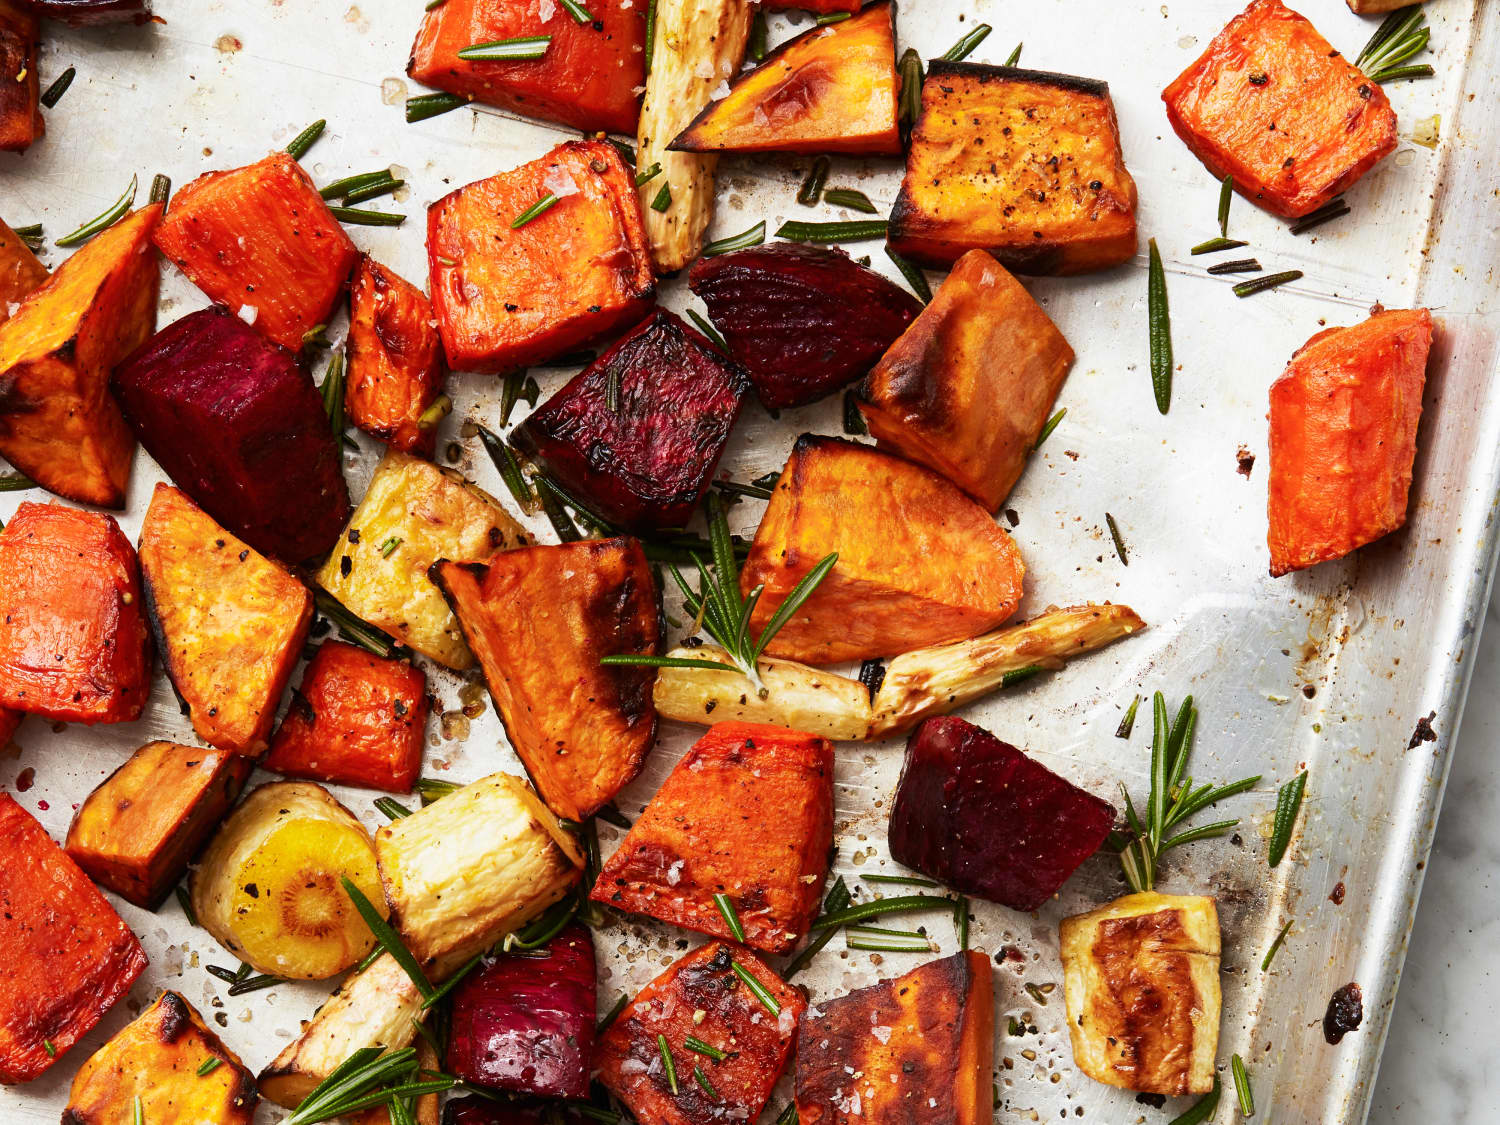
40 65 76 109
406 92 469 123
285 120 326 161
56 175 137 247
1289 200 1350 235
457 35 551 60
776 219 887 244
1233 270 1302 298
1261 917 1294 971
1147 238 1172 414
1116 694 1140 739
1166 1078 1221 1125
942 23 992 62
149 174 171 206
1231 1054 1254 1117
702 220 766 256
1267 770 1308 867
559 0 593 22
1207 259 1262 276
823 188 877 214
1033 407 1065 450
1190 236 1248 256
1106 512 1128 566
897 49 923 133
713 893 746 943
1003 42 1022 66
657 1036 679 1094
329 206 405 227
884 246 932 302
650 182 671 212
511 194 559 229
1216 173 1233 237
685 308 730 354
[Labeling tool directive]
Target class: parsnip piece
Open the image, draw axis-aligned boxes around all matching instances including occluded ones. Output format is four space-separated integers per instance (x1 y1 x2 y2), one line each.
636 0 753 272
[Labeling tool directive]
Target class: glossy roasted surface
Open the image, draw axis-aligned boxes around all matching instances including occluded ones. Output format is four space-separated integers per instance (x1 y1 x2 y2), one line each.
346 255 446 457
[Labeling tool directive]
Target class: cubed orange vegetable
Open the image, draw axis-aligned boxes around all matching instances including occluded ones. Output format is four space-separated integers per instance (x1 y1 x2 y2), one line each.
427 140 654 373
346 255 447 457
0 2 40 153
0 502 152 724
0 217 46 324
1267 308 1432 576
263 640 429 793
1162 0 1398 219
0 792 148 1084
154 151 359 350
592 721 833 954
741 435 1026 664
409 0 645 134
760 0 859 11
0 708 18 747
858 250 1074 512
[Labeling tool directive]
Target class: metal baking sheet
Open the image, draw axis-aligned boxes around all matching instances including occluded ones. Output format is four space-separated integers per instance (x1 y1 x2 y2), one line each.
3 0 1498 1121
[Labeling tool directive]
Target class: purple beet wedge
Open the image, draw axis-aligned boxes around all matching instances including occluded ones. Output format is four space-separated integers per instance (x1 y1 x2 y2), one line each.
888 716 1116 911
442 1098 593 1125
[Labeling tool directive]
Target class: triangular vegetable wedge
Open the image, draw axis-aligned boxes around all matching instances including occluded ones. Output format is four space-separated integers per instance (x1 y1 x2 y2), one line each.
669 1 901 155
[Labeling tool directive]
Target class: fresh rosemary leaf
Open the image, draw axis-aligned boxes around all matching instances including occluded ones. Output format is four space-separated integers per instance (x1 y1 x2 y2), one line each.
776 1102 799 1125
41 65 76 109
685 1036 729 1061
747 9 768 62
1003 42 1022 66
784 876 850 977
344 178 405 206
714 893 746 943
686 308 730 354
816 10 850 23
823 187 877 214
1033 407 1065 450
533 474 583 542
610 137 637 166
42 1039 56 1057
1371 63 1433 82
149 173 171 206
560 0 593 22
811 893 951 930
1233 270 1302 298
1357 5 1432 83
650 182 671 212
322 170 394 201
1115 694 1140 739
375 796 412 820
285 119 326 161
694 1064 722 1099
320 352 345 439
846 926 933 953
897 48 923 132
227 973 283 996
1356 4 1417 68
1189 236 1248 255
57 174 136 247
315 592 395 658
406 92 469 122
776 219 887 244
712 479 773 501
843 389 868 435
954 894 969 949
458 35 551 60
751 550 837 662
416 395 452 433
1001 664 1042 687
1207 258 1262 275
1261 917 1294 971
634 161 662 187
942 23 992 62
0 471 36 492
329 205 406 227
730 961 781 1016
1289 200 1349 235
418 950 485 1010
1160 818 1238 851
884 246 931 302
597 992 629 1033
1268 770 1307 867
1217 173 1233 237
175 884 197 926
512 193 559 229
341 876 434 998
703 220 766 256
1105 512 1128 565
657 1035 679 1094
287 1047 422 1124
862 873 936 887
416 777 459 804
478 424 538 510
1146 238 1171 414
1231 1054 1254 1117
14 222 42 251
197 1057 222 1076
798 156 830 206
644 0 657 73
1166 1078 1220 1125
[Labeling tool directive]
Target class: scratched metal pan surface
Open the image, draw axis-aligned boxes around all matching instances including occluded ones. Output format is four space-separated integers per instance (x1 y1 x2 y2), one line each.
1 0 1497 1121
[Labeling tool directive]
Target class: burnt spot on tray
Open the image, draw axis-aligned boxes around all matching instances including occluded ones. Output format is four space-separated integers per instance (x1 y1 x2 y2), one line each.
1408 711 1437 749
1323 982 1362 1044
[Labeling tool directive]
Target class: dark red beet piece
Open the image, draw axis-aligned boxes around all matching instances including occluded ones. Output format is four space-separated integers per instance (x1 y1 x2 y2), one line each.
445 922 596 1100
442 1098 595 1125
688 241 921 409
512 310 749 532
22 0 152 23
111 305 350 563
888 716 1115 911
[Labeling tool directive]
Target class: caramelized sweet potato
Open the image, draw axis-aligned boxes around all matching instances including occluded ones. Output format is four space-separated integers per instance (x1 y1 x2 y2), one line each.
795 952 993 1125
0 708 19 748
0 2 39 152
409 0 645 134
428 140 654 374
23 0 152 23
889 716 1114 910
263 640 428 793
0 503 151 724
741 435 1026 664
0 217 46 324
511 310 749 532
598 942 804 1125
1163 0 1397 218
62 991 257 1123
65 741 252 909
347 255 446 457
0 792 147 1084
690 243 920 409
0 204 159 508
446 923 595 1099
432 538 659 821
592 721 833 953
154 151 358 349
889 62 1138 273
1267 308 1432 575
1347 0 1409 9
113 304 350 562
760 0 859 12
138 483 313 755
858 249 1075 511
670 2 899 155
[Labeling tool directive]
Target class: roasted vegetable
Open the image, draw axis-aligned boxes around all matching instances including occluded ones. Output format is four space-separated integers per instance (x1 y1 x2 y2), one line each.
409 0 645 134
0 217 46 324
427 140 654 373
433 539 659 821
446 923 596 1099
0 204 159 507
635 0 754 272
113 305 350 562
153 151 359 349
889 62 1138 273
65 741 252 909
889 716 1115 910
0 2 39 152
1163 0 1398 218
0 792 147 1084
0 707 19 748
62 991 257 1123
191 781 384 979
1268 308 1432 576
22 0 152 23
375 771 585 976
0 502 152 724
138 483 313 754
1060 891 1221 1095
512 310 749 532
264 641 428 793
347 1041 442 1125
690 243 921 409
741 435 1025 664
318 451 529 669
670 2 899 155
760 0 858 10
858 249 1075 511
346 255 447 458
598 942 804 1125
795 952 993 1125
1347 0 1410 9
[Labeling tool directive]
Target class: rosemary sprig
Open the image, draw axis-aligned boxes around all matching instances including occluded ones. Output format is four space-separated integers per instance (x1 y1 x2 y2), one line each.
457 35 551 60
1116 695 1140 739
884 246 931 302
512 194 559 229
1267 771 1307 867
650 182 672 212
341 877 434 998
1261 917 1293 971
657 1035 679 1094
375 796 412 820
1216 174 1233 237
783 876 850 977
798 156 829 206
684 1036 728 1061
776 219 887 244
285 120 326 161
1167 1078 1221 1125
1147 238 1171 414
1033 407 1065 450
1230 1054 1254 1116
713 893 746 943
406 93 469 123
1190 236 1248 256
846 925 933 953
286 1047 422 1124
1233 270 1302 298
320 352 345 440
0 471 36 492
824 188 877 214
703 220 766 256
810 893 951 930
315 592 396 658
942 23 991 62
1207 259 1262 276
329 206 406 227
1356 5 1433 84
41 66 76 109
730 961 781 1016
57 175 136 247
13 223 43 250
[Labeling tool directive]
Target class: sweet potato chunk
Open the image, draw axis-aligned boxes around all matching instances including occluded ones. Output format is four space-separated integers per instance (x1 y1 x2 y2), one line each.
409 0 645 134
1267 308 1431 576
598 942 803 1125
741 435 1026 664
512 310 749 532
263 641 428 793
154 151 358 349
889 62 1137 273
0 3 40 152
0 217 46 324
593 721 833 954
795 952 993 1125
347 256 447 458
138 483 313 755
0 708 18 748
63 991 257 1123
671 2 899 155
432 538 659 821
1060 892 1221 1095
0 503 152 724
858 249 1075 511
427 140 654 373
65 741 252 909
1163 0 1397 218
0 792 147 1084
0 204 159 508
